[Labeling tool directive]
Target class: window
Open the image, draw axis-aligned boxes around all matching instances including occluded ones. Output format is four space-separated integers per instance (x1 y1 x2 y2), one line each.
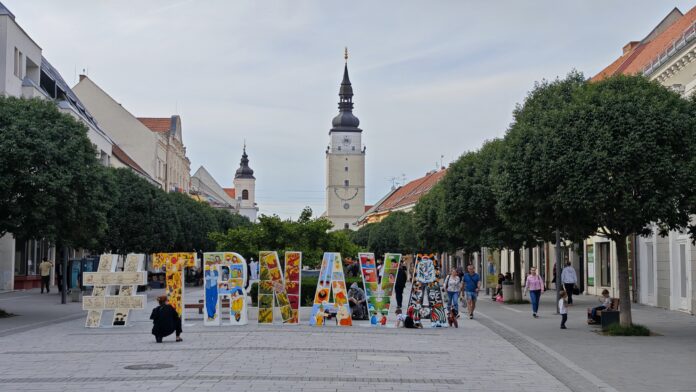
344 223 349 229
646 242 654 295
337 146 341 151
344 166 348 172
242 189 249 200
344 180 349 186
598 242 611 287
352 146 355 151
14 47 23 78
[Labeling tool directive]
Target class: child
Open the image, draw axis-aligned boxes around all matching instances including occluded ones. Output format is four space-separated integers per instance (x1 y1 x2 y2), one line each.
406 305 423 328
379 309 388 326
588 289 611 324
370 309 379 326
559 290 568 329
448 307 459 328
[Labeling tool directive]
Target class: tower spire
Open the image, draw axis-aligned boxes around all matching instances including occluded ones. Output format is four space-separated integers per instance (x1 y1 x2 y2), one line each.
330 48 361 133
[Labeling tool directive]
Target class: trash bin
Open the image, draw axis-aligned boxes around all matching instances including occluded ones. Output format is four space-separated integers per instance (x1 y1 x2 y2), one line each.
69 289 82 303
502 281 514 301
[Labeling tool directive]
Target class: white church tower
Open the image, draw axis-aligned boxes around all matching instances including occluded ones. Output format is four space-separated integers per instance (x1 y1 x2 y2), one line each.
325 49 365 230
233 145 258 222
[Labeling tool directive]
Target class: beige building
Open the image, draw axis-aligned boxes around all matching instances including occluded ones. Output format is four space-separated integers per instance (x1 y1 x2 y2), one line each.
73 75 191 193
324 59 366 231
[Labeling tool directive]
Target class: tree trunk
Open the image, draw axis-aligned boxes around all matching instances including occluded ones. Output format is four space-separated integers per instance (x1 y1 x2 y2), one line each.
512 248 522 300
614 234 633 327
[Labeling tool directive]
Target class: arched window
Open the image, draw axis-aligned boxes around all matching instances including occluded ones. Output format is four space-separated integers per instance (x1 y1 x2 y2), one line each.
242 189 249 200
344 223 349 229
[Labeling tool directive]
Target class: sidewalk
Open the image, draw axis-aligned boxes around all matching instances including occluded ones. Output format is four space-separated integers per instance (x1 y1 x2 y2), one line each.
475 290 696 392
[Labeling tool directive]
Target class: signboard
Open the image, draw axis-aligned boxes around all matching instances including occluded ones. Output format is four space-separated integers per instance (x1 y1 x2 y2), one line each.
309 252 351 326
258 251 294 324
84 254 117 328
152 252 196 322
83 272 147 286
284 251 302 324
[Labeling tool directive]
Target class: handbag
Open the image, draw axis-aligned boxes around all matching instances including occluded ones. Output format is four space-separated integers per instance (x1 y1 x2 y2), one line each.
572 285 580 295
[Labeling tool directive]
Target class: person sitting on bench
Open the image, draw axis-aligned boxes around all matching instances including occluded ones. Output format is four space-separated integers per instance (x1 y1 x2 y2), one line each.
588 289 612 324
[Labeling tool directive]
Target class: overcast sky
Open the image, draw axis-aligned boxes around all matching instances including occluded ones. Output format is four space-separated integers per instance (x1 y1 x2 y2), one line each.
5 1 695 219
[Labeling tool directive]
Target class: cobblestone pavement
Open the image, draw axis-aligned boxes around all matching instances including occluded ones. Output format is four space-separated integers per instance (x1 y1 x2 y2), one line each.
0 287 571 392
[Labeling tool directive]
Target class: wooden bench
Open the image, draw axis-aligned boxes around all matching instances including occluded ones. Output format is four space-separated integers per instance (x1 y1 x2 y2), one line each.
184 299 230 315
587 298 620 327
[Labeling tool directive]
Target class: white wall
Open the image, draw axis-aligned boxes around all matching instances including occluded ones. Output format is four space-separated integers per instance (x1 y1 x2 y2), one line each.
0 14 41 97
0 234 15 290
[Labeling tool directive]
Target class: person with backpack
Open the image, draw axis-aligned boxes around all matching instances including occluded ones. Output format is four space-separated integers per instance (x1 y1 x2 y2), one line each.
443 268 462 314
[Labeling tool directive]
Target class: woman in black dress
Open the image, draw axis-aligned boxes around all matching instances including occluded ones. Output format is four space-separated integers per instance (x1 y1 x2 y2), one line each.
150 295 182 343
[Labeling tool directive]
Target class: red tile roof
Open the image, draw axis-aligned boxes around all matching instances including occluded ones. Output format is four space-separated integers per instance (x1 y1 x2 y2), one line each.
112 144 149 177
137 117 171 133
369 169 447 214
594 6 696 80
223 188 236 199
364 205 373 213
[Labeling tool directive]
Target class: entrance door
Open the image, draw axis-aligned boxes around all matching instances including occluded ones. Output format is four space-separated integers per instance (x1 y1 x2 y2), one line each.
639 237 657 306
670 233 692 312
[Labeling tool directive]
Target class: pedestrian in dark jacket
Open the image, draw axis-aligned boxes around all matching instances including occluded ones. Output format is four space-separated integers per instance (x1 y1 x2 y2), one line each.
394 260 408 309
150 295 182 343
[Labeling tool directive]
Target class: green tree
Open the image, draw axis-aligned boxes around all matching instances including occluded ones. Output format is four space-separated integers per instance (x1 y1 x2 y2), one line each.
442 139 535 299
0 97 111 246
499 74 696 326
413 184 452 252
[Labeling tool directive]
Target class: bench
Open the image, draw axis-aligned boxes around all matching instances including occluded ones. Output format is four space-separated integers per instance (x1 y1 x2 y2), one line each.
587 298 620 329
184 299 230 315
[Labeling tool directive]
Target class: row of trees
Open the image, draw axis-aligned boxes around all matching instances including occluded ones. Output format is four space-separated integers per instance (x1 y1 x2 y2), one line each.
411 73 696 327
210 207 360 268
0 97 250 257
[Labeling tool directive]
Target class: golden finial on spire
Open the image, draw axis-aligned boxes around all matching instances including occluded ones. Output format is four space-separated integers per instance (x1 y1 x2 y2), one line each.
344 47 348 63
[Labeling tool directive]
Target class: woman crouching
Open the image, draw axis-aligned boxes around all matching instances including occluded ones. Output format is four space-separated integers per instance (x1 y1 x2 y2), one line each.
150 295 182 343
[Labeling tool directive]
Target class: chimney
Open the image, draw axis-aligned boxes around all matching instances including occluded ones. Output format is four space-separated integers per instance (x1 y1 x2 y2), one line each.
79 74 87 82
623 41 640 54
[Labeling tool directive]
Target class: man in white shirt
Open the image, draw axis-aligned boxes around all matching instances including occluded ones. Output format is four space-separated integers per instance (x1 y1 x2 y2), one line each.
561 262 578 304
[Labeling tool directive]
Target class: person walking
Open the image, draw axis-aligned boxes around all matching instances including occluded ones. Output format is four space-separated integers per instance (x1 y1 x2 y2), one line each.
462 264 480 319
394 259 408 310
559 291 568 329
561 262 578 305
443 268 462 313
150 295 182 343
39 257 52 294
523 266 545 318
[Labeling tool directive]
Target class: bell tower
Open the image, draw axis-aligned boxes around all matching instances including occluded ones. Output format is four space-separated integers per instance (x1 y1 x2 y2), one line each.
325 48 365 231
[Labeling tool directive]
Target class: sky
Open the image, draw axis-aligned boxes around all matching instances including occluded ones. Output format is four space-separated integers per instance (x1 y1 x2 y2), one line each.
4 0 695 219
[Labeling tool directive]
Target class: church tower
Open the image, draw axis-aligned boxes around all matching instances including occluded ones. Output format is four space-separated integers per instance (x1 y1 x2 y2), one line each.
325 49 365 231
233 145 258 222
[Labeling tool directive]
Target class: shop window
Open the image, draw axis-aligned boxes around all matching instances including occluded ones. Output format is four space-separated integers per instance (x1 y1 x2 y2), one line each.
598 242 611 287
679 243 687 297
646 242 654 295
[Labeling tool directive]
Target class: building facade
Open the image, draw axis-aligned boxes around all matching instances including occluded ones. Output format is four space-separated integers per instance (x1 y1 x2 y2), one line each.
592 5 696 314
138 116 191 193
325 58 366 231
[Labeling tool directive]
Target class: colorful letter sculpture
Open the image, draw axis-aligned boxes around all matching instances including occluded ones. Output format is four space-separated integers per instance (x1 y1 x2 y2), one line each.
153 252 196 323
407 255 445 326
203 252 248 326
358 253 400 317
83 254 147 328
258 251 294 324
284 251 302 324
309 252 352 326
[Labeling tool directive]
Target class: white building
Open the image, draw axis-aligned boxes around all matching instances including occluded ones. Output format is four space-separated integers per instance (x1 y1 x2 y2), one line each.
0 2 133 290
222 147 258 222
324 57 366 230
